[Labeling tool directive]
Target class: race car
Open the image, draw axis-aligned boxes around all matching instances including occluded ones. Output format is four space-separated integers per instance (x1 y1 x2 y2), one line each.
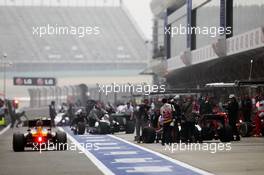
110 113 135 134
199 112 233 142
13 119 67 152
88 113 120 135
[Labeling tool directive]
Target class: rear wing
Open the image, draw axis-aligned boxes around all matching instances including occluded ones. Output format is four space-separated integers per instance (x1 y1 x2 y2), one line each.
23 119 52 128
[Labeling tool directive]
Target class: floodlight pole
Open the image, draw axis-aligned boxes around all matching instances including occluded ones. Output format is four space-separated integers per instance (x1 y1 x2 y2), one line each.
249 59 253 81
2 53 7 100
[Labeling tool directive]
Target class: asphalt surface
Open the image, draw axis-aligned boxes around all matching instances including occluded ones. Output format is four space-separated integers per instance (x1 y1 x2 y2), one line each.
1 108 264 175
117 133 264 175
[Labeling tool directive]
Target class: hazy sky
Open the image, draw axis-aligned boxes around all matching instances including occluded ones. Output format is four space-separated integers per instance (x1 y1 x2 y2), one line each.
123 0 153 40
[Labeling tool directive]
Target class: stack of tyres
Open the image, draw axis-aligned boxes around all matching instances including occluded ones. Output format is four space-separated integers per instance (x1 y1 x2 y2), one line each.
125 120 135 134
142 126 156 143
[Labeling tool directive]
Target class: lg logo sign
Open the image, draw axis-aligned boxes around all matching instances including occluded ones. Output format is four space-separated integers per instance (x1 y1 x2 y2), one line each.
13 77 56 86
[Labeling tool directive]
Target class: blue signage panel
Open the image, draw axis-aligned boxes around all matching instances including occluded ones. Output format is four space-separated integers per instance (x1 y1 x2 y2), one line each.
220 0 226 35
187 0 192 48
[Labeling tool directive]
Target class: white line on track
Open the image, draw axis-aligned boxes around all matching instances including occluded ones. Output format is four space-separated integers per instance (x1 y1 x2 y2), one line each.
103 151 138 155
96 146 121 150
85 139 111 142
108 134 214 175
58 127 114 175
95 142 118 146
0 124 11 136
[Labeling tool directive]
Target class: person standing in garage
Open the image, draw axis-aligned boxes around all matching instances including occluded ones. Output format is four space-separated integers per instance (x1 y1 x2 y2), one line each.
227 95 240 141
182 96 196 143
241 95 252 122
135 99 150 143
49 101 57 127
160 98 174 145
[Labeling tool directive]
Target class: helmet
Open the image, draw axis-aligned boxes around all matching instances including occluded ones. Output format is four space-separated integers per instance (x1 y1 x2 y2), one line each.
229 94 235 99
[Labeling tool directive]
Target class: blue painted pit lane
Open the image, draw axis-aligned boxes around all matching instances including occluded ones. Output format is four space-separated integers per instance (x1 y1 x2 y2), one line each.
63 127 212 175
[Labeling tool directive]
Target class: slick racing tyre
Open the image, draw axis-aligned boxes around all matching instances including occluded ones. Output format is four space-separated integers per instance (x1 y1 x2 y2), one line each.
56 131 67 150
77 122 86 135
98 122 111 134
125 120 135 134
261 127 264 137
239 122 252 137
112 122 120 133
218 125 233 142
142 127 156 143
13 133 25 152
201 127 214 141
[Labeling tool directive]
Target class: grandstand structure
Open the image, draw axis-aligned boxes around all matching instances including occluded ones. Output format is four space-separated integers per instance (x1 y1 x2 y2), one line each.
0 0 149 73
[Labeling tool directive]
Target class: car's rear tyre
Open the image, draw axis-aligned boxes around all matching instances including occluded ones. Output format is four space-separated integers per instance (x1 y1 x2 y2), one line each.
201 127 214 140
99 122 111 134
239 122 251 137
56 131 67 151
125 120 135 134
112 123 120 133
219 125 233 142
142 127 156 143
77 122 86 135
261 127 264 137
13 133 25 152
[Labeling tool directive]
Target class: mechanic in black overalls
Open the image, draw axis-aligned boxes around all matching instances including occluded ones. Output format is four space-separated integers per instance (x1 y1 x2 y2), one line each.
227 95 240 141
87 102 106 127
182 97 196 143
135 99 150 143
49 101 57 127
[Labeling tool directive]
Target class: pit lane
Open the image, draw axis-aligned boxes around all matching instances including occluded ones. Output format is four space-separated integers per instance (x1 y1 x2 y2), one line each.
1 110 264 175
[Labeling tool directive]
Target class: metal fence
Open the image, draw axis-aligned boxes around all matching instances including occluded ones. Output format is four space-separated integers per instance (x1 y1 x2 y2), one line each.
28 84 135 108
0 0 121 7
